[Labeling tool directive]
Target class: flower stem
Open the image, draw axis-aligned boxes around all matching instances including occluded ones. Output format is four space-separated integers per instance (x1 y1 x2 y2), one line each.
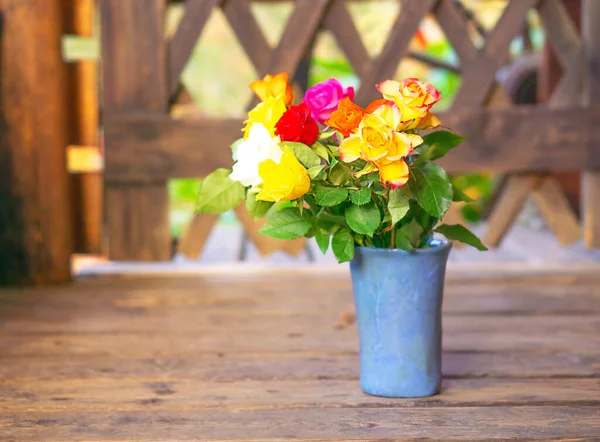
390 226 396 249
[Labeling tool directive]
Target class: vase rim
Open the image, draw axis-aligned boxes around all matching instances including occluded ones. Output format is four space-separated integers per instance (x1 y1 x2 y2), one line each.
355 238 452 255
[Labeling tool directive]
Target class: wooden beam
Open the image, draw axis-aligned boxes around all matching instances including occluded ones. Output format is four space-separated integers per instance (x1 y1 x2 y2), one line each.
177 213 219 259
104 115 239 182
582 0 600 248
0 0 74 285
168 0 222 99
66 0 103 254
100 0 171 261
355 0 437 105
531 176 581 246
484 174 543 247
103 107 600 182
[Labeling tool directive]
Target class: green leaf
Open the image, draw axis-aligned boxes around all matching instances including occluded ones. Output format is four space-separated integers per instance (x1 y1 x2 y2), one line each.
307 165 326 179
331 229 355 263
409 163 453 219
388 188 410 226
312 142 330 163
349 187 371 206
315 230 330 254
258 208 313 239
399 218 424 248
329 162 353 186
314 185 348 207
195 169 245 214
245 194 273 219
280 141 321 168
421 130 466 161
345 202 380 236
434 224 488 251
452 184 474 202
319 130 336 140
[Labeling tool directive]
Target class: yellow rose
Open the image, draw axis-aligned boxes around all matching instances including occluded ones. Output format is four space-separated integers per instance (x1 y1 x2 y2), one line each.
250 72 294 106
377 78 441 122
242 96 287 139
338 104 421 163
256 147 310 202
374 157 410 190
397 112 442 131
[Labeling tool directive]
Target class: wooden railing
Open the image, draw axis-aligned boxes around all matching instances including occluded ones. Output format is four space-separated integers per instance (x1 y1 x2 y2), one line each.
97 0 600 261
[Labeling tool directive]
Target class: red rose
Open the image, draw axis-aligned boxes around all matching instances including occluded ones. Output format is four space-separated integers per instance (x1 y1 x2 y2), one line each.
275 103 319 145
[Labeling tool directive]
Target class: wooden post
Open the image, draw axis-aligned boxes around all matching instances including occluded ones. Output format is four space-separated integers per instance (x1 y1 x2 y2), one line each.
100 0 171 260
582 0 600 248
66 0 103 254
0 0 74 284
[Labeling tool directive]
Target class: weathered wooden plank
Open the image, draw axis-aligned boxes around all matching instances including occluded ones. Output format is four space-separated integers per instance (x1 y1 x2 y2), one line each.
103 107 600 182
221 0 271 73
168 0 222 98
3 378 600 412
539 0 584 106
582 0 600 248
0 0 74 285
67 0 103 255
453 0 538 106
2 315 600 356
322 0 369 77
106 184 171 261
100 0 171 261
433 0 478 63
254 0 330 92
3 278 600 332
0 351 597 381
100 0 166 113
104 115 237 182
354 0 437 105
531 176 581 246
1 407 599 440
176 213 219 259
484 174 543 247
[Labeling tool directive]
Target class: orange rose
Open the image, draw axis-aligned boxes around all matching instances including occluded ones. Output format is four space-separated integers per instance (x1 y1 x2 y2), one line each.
365 98 394 114
325 97 365 137
250 72 294 106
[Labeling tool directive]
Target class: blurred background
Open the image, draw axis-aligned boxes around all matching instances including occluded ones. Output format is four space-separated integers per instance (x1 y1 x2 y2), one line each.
1 0 598 284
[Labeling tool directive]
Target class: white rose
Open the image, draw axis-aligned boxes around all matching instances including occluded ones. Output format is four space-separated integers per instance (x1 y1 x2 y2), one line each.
229 123 282 187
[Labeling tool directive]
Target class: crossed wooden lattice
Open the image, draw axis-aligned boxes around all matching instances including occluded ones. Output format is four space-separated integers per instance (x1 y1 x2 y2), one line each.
101 0 600 261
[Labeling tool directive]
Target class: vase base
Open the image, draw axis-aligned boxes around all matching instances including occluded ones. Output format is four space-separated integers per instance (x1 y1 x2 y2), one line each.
360 384 440 398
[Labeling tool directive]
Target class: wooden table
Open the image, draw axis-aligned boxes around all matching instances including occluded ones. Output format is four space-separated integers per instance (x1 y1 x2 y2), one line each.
1 267 600 440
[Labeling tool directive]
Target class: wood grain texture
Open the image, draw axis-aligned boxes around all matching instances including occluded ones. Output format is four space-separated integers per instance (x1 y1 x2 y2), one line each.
105 184 171 261
1 270 599 439
100 0 171 260
3 378 600 411
1 407 599 440
0 0 74 285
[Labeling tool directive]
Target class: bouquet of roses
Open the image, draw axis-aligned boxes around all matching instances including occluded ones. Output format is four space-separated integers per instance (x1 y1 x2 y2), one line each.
196 72 486 262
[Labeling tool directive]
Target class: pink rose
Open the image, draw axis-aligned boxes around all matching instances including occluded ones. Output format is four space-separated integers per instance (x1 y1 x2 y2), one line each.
303 79 354 124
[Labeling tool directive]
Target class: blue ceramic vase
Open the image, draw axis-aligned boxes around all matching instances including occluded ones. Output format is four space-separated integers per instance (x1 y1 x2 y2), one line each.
349 240 452 398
